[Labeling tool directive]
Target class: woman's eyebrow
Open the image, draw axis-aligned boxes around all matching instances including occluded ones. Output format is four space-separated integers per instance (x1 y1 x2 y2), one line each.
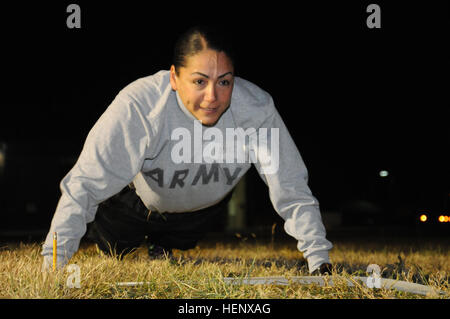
191 71 233 79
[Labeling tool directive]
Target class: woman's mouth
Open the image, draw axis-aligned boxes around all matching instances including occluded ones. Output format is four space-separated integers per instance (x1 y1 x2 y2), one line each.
200 106 219 114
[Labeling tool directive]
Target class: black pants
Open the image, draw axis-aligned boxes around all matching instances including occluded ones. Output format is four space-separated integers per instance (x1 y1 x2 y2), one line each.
86 186 232 257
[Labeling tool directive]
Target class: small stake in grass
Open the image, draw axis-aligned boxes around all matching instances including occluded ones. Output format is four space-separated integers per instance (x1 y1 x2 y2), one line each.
53 232 57 271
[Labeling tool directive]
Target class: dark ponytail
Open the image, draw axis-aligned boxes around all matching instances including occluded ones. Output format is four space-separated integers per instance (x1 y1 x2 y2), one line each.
172 25 236 75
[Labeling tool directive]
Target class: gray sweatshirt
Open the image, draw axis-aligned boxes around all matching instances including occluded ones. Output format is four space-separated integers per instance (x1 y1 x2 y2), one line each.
41 70 332 273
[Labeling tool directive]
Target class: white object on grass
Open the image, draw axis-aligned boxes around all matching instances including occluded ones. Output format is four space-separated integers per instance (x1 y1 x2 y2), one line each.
115 276 444 296
222 276 445 297
116 282 149 287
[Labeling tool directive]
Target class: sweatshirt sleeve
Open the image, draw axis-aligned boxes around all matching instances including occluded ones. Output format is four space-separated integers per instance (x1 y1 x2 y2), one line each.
251 98 333 273
41 93 151 261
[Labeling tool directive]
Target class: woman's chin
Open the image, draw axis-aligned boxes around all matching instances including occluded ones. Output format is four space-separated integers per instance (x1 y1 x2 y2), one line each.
195 112 221 126
198 117 219 126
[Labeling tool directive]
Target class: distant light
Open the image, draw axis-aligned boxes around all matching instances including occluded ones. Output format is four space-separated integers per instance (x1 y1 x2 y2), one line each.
419 214 427 222
379 170 389 177
436 215 449 223
0 151 4 167
0 151 4 173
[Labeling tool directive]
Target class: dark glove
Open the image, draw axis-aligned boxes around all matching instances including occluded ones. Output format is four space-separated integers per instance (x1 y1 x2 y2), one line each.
313 263 333 275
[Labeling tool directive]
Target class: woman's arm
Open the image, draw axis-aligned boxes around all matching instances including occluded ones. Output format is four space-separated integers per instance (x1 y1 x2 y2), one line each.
41 93 151 268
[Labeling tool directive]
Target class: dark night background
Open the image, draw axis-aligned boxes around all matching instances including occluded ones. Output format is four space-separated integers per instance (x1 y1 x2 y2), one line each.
0 1 448 241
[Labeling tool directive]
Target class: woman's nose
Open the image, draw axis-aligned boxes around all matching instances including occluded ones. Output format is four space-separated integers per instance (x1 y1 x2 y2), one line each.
204 83 217 102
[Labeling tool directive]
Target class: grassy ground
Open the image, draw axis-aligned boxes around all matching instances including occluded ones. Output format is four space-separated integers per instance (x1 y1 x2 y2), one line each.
0 236 448 299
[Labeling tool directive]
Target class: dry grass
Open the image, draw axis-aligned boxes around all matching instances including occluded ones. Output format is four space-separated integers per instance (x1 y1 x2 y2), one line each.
0 237 448 299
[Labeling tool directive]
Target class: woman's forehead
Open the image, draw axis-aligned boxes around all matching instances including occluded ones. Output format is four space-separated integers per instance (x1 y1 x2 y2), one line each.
183 49 234 75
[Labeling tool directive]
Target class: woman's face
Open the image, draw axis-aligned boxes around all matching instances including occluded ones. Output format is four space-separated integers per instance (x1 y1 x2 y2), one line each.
170 49 234 126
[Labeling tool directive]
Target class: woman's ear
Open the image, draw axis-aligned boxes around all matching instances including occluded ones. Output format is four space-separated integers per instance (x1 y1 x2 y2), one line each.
169 65 178 91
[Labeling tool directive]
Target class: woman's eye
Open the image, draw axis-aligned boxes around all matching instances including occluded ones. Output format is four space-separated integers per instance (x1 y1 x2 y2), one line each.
219 80 230 86
194 79 205 85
